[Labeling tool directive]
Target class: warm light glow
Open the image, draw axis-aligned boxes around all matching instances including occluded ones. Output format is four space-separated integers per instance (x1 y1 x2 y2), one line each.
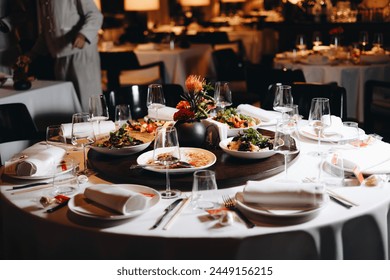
221 0 246 2
93 0 101 10
287 0 301 4
180 0 211 6
124 0 160 11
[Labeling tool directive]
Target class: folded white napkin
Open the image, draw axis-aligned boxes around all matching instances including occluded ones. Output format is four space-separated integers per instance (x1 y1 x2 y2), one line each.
300 115 346 139
237 104 281 123
4 144 66 177
84 184 149 215
243 181 326 209
341 141 390 174
61 121 115 138
148 106 178 121
201 118 228 141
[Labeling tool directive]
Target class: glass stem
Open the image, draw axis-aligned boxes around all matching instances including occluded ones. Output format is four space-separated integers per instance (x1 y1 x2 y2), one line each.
83 145 88 173
165 166 171 195
317 130 322 155
284 154 288 178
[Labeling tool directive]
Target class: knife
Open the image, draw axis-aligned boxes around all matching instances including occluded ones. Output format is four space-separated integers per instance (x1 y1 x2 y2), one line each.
6 182 50 191
150 198 183 230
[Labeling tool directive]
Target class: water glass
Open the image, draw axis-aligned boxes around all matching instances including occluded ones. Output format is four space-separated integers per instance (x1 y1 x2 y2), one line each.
46 125 65 147
214 81 232 110
115 104 132 128
343 121 360 147
52 159 79 196
192 170 218 210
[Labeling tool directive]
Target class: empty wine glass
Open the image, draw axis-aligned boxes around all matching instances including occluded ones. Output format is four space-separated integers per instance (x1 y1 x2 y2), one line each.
312 31 322 48
89 94 109 137
115 104 132 128
359 31 369 53
308 97 331 157
147 84 165 120
71 112 96 176
214 81 232 110
273 118 299 180
330 35 341 49
295 34 307 52
372 33 384 49
273 85 293 118
46 124 65 148
153 126 181 199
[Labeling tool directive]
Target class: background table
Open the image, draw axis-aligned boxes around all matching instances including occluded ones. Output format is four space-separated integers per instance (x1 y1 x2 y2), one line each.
1 135 389 260
0 80 82 132
274 60 390 123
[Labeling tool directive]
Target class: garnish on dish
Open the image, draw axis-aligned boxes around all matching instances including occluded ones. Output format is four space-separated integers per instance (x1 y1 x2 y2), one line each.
127 119 166 134
227 128 273 152
213 108 259 128
96 125 144 149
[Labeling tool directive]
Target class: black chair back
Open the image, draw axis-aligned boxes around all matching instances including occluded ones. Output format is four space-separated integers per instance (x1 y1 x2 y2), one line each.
291 82 347 120
212 48 246 81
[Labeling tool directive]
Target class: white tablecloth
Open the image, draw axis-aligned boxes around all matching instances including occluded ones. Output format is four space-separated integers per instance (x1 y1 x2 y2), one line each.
0 80 82 131
1 133 390 259
274 59 390 122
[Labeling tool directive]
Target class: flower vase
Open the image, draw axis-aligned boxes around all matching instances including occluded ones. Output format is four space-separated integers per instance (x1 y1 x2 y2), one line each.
13 68 31 90
174 120 206 148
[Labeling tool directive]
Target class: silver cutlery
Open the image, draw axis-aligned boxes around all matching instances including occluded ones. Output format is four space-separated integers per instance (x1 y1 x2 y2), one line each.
6 182 50 191
222 195 255 228
329 195 353 209
150 198 183 230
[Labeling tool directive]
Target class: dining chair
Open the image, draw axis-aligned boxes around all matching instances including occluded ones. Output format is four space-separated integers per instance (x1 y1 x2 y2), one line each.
291 82 348 120
211 48 258 107
364 80 390 142
99 51 166 91
104 84 184 120
246 65 306 108
0 103 41 165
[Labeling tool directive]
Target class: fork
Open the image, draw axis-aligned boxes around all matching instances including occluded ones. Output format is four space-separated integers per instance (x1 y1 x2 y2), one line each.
222 195 255 228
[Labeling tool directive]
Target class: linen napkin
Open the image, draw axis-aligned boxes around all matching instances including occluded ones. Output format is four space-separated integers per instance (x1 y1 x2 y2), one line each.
201 118 228 141
83 184 149 215
340 140 390 174
237 104 281 123
300 115 345 139
4 144 66 177
61 121 115 138
243 181 326 209
147 106 178 121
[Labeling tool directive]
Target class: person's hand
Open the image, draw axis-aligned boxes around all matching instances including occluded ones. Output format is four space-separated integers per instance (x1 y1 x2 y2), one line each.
73 33 86 49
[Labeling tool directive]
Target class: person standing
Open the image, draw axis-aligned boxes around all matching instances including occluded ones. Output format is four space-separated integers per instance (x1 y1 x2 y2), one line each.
27 0 103 110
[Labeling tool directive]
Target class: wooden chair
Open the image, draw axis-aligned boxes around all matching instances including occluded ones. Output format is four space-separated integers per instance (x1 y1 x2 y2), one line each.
99 51 165 91
0 103 41 165
291 82 348 120
103 84 184 120
246 65 306 109
364 80 390 142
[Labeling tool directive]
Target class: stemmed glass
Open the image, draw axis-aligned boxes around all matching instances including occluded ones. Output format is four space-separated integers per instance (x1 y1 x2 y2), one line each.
308 97 332 157
153 126 181 199
372 33 384 50
214 81 232 110
147 84 166 120
312 32 322 48
295 34 307 53
273 85 293 119
71 112 96 176
273 118 299 180
89 94 109 137
359 31 369 53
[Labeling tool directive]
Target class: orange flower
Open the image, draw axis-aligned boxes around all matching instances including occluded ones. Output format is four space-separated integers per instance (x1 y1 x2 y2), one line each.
176 100 191 110
185 75 204 93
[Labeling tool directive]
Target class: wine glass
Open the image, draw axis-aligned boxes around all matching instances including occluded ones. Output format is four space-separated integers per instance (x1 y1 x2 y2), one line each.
46 124 65 148
273 85 293 118
308 97 332 157
295 34 307 53
71 112 96 176
273 118 299 180
372 33 384 50
89 94 109 137
115 104 132 128
359 31 369 53
153 126 181 199
312 31 322 49
214 81 232 110
147 84 166 120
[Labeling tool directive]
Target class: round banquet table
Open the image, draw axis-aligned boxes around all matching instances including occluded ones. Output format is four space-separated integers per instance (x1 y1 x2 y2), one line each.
1 135 390 260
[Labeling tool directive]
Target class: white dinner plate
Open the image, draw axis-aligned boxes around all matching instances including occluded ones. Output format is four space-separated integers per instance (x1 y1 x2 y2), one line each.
235 192 328 224
219 137 275 159
90 141 152 156
298 125 365 143
68 184 160 220
226 118 261 137
136 147 216 174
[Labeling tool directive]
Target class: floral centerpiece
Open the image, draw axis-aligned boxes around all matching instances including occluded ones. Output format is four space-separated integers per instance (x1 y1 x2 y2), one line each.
173 75 215 121
173 75 215 147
